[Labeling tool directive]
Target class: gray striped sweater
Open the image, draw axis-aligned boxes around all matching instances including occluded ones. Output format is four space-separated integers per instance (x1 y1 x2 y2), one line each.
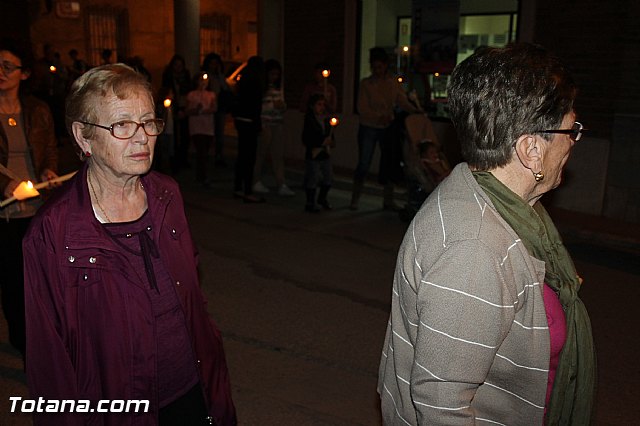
378 163 550 425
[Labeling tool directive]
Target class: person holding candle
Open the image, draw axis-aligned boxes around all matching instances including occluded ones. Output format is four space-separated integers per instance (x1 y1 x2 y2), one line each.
202 52 233 168
22 63 236 425
299 62 337 114
0 37 59 359
301 94 334 212
232 55 265 203
186 71 217 187
350 47 420 211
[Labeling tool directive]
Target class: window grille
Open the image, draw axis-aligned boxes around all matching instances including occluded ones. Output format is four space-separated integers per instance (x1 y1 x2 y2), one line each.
200 13 232 62
85 6 129 67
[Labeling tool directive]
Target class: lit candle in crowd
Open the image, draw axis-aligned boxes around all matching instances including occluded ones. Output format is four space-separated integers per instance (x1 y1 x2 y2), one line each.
164 98 172 108
49 65 56 73
13 181 40 200
202 73 208 80
330 117 339 127
322 69 330 99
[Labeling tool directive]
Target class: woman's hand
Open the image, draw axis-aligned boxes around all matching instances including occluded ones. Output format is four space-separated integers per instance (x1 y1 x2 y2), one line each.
41 169 60 187
4 179 20 198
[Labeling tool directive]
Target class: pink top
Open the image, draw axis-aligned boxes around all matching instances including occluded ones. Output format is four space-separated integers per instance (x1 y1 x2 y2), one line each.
543 283 567 413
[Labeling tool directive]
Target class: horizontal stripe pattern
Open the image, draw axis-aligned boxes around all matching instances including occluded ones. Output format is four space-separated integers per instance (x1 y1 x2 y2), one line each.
378 164 549 425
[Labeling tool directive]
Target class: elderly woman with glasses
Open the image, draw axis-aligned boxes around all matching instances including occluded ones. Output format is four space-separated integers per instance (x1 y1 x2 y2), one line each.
23 64 236 426
378 43 596 425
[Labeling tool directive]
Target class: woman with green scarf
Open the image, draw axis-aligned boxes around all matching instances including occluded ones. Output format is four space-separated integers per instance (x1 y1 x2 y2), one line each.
378 43 596 425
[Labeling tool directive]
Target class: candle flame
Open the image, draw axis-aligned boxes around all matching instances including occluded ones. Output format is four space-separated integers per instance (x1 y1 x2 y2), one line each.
49 65 57 73
402 46 409 53
330 117 339 126
322 69 330 78
434 72 440 77
164 98 172 108
13 180 40 200
202 73 208 80
397 76 404 83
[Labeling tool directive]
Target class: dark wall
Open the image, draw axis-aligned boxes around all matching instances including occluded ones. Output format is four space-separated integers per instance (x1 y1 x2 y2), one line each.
283 0 346 112
0 0 33 44
533 0 640 140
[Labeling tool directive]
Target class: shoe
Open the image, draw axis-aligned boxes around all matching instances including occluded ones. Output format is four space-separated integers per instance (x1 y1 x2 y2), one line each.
253 181 270 194
243 194 266 204
318 200 332 210
278 184 295 196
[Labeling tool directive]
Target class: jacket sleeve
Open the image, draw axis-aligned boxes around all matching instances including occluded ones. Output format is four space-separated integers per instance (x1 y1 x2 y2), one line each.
23 228 83 426
411 239 515 424
301 113 325 149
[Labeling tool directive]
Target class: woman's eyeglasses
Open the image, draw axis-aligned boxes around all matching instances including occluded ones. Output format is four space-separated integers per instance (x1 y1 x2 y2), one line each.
538 121 586 142
0 61 23 75
79 119 165 140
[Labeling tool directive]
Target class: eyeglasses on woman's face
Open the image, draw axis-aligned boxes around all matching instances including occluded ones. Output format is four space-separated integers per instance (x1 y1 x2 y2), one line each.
537 121 586 142
79 119 165 140
0 60 23 75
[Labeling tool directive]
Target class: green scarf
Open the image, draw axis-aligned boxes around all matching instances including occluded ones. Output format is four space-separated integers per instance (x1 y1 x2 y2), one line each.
473 171 597 425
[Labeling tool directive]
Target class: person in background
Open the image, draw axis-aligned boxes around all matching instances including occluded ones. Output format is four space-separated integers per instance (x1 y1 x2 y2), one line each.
23 63 236 425
299 62 337 114
350 47 419 211
30 43 68 138
154 85 175 174
100 48 113 65
202 52 233 167
232 55 265 203
253 59 295 197
378 42 596 425
67 48 88 83
161 54 192 172
186 71 217 187
301 94 334 212
0 37 59 359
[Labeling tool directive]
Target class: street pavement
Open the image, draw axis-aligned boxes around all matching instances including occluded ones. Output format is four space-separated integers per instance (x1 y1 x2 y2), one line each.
0 140 639 425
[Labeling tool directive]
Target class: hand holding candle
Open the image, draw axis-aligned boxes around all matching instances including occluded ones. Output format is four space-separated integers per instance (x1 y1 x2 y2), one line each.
0 171 77 208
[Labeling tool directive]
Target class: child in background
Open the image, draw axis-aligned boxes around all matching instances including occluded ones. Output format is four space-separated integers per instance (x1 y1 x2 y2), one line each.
302 94 334 212
419 141 450 184
186 72 217 186
253 59 295 196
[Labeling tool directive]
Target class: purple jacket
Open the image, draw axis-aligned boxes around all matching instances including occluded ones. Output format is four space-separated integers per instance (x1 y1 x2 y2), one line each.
23 164 236 425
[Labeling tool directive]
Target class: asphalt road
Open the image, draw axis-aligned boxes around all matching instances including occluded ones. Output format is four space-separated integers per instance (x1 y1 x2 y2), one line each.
0 152 638 425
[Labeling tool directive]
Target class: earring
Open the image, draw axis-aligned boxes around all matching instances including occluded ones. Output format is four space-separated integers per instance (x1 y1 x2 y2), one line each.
83 151 92 158
533 170 544 182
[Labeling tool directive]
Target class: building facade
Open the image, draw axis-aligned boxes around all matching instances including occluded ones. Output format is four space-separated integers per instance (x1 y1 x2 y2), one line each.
2 0 638 222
